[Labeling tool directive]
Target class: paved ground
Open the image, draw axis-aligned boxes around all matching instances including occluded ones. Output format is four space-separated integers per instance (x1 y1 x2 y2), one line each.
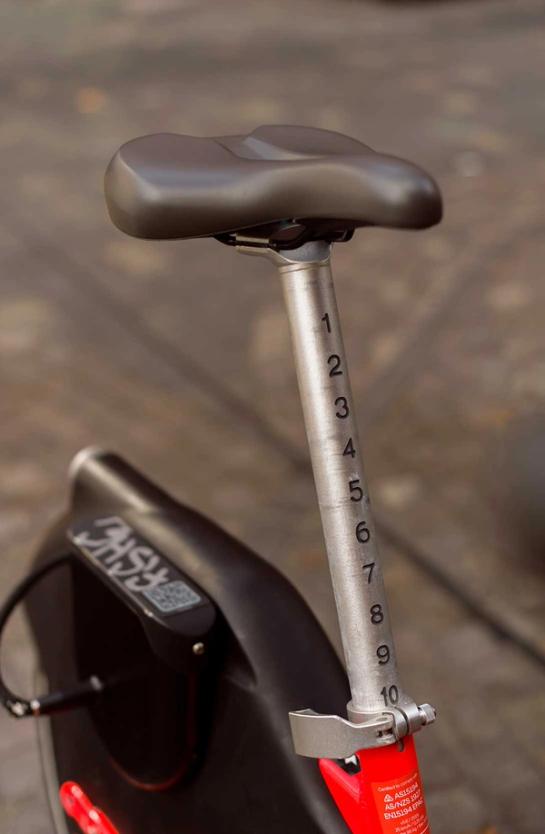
1 0 545 832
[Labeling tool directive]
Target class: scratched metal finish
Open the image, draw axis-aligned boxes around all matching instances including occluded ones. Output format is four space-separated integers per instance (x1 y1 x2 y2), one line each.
281 255 404 716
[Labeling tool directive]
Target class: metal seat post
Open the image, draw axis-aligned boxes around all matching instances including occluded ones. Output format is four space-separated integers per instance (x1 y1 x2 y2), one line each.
239 239 435 759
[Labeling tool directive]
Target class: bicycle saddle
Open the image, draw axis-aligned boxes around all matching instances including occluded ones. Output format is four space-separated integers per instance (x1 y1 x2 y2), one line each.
105 125 442 247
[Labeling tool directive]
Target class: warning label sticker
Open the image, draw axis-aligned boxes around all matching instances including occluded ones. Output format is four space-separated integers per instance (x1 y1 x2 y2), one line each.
371 770 429 834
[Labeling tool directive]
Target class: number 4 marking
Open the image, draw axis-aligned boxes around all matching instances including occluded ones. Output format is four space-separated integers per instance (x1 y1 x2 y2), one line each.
343 438 356 458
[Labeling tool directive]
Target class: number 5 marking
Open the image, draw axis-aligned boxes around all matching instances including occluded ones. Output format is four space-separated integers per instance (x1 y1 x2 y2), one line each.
349 479 363 501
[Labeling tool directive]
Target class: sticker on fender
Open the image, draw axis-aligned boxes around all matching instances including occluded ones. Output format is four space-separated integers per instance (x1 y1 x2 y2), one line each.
371 770 429 834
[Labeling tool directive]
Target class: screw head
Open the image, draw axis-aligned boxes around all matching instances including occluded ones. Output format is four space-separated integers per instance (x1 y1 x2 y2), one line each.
418 703 436 725
192 642 205 656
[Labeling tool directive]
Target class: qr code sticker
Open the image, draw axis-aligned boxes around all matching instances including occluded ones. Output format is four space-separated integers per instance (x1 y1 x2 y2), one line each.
143 580 201 614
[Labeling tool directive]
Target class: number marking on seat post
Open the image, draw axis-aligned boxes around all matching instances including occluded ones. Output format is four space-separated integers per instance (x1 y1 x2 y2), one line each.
280 257 403 717
318 301 398 711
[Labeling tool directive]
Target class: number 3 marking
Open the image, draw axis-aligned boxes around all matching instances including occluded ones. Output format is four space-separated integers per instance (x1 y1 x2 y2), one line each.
335 397 349 419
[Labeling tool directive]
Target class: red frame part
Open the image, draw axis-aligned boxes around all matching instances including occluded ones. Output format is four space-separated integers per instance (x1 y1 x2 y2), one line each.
59 782 120 834
320 736 430 834
58 742 428 834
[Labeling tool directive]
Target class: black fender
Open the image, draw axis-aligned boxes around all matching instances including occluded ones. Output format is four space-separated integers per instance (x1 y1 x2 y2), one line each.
26 450 350 834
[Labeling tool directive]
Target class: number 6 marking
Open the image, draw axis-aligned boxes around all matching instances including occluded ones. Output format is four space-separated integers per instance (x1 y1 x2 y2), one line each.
356 521 370 543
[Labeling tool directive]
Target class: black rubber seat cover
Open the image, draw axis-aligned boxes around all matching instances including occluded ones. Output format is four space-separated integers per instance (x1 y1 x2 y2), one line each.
105 125 442 241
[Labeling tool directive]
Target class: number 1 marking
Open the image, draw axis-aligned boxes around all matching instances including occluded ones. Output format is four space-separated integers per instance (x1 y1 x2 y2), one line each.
321 312 331 333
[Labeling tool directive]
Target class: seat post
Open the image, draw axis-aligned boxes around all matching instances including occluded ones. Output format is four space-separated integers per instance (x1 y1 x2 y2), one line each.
238 240 435 756
276 242 402 719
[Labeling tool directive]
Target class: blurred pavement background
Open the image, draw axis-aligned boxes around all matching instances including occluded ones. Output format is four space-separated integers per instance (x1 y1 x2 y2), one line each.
1 0 545 832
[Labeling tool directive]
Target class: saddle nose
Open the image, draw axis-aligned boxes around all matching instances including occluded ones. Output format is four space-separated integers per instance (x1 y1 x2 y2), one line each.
104 125 442 244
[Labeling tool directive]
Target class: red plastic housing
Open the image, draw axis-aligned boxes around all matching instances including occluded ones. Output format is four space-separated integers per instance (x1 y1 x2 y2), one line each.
59 782 120 834
320 736 430 834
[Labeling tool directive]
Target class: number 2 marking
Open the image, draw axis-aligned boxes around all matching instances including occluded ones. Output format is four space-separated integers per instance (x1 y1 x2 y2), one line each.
328 354 343 377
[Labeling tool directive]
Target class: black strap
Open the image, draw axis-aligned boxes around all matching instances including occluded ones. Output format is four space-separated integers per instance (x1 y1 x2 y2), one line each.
0 555 103 719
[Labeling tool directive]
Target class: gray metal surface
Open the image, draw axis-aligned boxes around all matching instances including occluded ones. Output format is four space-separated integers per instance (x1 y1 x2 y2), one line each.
289 702 436 759
237 235 435 758
276 242 404 717
289 708 395 758
240 241 434 758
